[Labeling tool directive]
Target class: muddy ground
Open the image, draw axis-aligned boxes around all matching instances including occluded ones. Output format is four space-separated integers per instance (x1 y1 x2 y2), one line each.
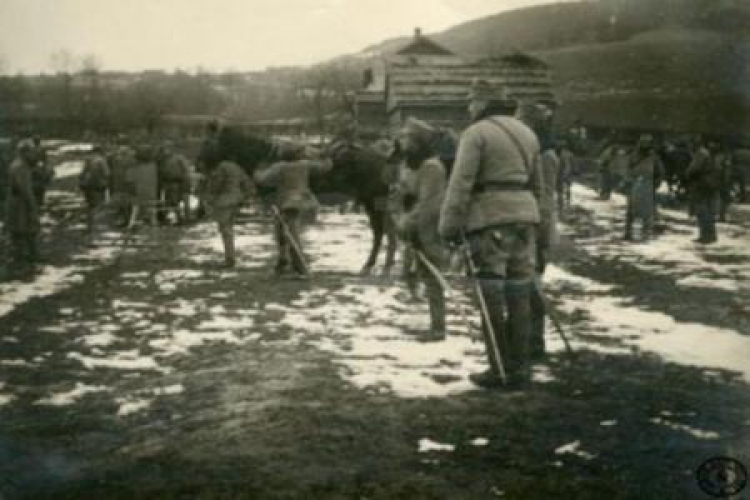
0 172 749 499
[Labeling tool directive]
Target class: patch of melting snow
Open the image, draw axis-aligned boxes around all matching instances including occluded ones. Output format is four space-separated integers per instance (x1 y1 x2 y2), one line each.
68 351 166 372
532 365 556 384
149 329 242 356
548 265 750 382
649 418 720 440
675 275 739 292
117 398 152 416
36 383 108 406
0 266 87 319
470 438 490 447
1 359 32 367
82 332 117 347
0 394 15 406
600 420 618 427
418 438 455 453
153 384 184 396
554 440 597 460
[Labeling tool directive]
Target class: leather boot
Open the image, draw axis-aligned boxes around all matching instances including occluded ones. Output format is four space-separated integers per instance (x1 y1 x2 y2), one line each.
529 280 546 360
425 281 446 341
221 229 236 268
469 276 509 388
505 279 533 387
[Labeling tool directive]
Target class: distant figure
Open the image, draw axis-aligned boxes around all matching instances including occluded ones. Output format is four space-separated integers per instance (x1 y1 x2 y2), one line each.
127 146 158 227
254 142 332 277
158 143 192 225
4 140 40 277
557 140 575 212
108 142 137 227
206 160 253 268
195 120 221 219
685 138 721 244
732 147 750 203
30 135 54 208
623 134 663 241
717 143 734 223
78 145 110 244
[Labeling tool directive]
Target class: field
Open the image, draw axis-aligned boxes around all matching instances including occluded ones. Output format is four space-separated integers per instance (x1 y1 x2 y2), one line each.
0 163 749 499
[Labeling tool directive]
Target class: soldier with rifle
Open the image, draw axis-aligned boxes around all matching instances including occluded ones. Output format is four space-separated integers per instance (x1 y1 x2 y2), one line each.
3 140 40 279
254 142 332 278
439 79 546 390
394 117 448 341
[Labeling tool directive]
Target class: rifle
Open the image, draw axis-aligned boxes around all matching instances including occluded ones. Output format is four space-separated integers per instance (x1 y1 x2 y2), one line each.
269 205 309 276
460 235 507 383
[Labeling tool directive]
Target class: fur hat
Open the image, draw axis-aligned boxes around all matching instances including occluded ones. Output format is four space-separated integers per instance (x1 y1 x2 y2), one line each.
401 117 436 143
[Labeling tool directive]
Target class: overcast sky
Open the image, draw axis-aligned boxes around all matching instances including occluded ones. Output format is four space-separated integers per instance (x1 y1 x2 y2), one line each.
0 0 567 74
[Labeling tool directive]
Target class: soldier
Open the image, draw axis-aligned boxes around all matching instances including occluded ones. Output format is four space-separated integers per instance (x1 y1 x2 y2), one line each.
108 140 137 227
127 146 159 228
254 143 332 278
716 142 733 223
439 79 545 389
557 140 575 212
394 118 448 341
3 140 40 277
623 135 663 241
522 103 559 359
195 120 221 220
158 143 192 225
206 160 253 268
78 145 110 244
686 138 721 244
30 135 54 208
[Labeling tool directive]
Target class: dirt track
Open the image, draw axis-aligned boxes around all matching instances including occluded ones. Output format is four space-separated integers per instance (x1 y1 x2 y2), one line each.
0 172 749 499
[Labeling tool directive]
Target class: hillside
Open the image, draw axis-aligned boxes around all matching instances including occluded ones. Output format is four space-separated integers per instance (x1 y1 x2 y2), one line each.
356 0 750 135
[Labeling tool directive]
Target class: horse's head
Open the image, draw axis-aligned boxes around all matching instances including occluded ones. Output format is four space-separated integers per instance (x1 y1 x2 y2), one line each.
216 126 275 176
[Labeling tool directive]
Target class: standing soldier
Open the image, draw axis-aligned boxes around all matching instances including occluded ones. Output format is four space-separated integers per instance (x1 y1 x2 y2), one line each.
623 135 663 241
439 80 545 389
254 143 332 278
108 140 136 227
394 118 448 341
557 140 575 213
158 143 192 225
522 103 559 359
206 160 252 268
127 146 159 228
716 142 733 223
4 140 40 277
686 138 721 244
78 145 110 244
30 135 54 209
195 120 221 220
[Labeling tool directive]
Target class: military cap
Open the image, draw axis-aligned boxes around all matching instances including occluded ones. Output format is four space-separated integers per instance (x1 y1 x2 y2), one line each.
401 117 436 142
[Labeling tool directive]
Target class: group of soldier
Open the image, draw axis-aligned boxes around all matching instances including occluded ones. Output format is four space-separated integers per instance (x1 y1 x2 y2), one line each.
2 76 747 390
598 133 744 244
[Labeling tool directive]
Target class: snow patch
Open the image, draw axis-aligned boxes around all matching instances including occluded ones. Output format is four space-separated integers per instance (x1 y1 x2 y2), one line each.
554 440 597 460
36 383 107 406
418 438 455 453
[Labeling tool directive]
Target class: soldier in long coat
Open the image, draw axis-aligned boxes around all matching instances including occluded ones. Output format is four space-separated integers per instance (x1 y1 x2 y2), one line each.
440 80 545 389
79 145 110 243
395 118 448 341
686 139 721 244
4 140 40 275
158 143 192 225
206 160 253 268
254 143 332 277
623 135 663 241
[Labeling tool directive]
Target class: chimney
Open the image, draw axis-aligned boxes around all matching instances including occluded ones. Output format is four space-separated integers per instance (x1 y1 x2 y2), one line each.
414 27 422 38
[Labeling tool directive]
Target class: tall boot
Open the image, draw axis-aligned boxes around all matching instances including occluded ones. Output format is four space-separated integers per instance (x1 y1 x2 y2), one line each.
529 278 546 360
425 276 446 341
470 276 509 389
505 279 533 387
221 227 236 268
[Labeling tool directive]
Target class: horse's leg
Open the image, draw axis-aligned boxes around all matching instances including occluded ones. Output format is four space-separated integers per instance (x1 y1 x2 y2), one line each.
382 211 398 275
361 202 383 275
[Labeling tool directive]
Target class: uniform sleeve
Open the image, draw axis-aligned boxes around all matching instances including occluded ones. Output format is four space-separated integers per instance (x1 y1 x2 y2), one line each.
404 161 446 233
439 128 482 239
254 163 282 186
19 166 37 212
685 150 707 180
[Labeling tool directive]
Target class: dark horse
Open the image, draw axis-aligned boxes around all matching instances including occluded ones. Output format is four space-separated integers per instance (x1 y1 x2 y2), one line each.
212 126 397 274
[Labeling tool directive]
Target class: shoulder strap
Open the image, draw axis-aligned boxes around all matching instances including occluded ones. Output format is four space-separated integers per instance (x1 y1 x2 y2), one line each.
487 118 533 175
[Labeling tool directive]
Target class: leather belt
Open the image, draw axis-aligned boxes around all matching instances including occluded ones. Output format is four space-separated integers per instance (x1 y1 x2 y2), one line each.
473 181 530 194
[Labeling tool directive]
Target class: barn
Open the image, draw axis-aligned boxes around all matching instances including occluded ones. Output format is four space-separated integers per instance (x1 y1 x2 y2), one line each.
355 29 556 138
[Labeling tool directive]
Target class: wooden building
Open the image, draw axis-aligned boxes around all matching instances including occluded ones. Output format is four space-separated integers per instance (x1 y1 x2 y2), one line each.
355 28 555 138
